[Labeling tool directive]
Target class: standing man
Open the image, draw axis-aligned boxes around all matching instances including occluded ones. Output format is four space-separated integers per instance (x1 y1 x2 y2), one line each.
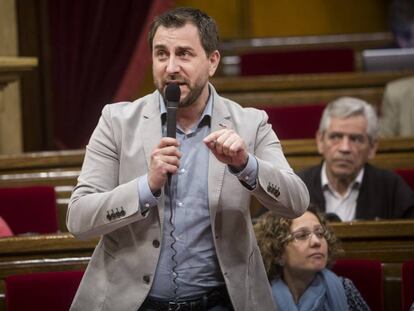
298 97 414 221
67 7 309 311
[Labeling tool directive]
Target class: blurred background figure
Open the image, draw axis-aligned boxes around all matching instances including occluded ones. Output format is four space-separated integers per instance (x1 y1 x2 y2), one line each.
254 208 370 310
389 0 414 48
379 0 414 137
379 76 414 137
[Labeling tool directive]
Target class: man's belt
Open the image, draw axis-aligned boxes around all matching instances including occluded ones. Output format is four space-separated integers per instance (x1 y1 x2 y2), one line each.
140 287 230 311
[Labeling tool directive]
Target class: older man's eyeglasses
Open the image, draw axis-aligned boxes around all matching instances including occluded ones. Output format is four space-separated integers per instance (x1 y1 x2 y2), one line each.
287 227 327 242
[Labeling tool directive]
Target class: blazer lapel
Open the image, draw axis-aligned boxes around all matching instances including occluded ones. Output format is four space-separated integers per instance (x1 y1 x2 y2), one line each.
140 92 165 228
208 88 233 222
142 93 163 167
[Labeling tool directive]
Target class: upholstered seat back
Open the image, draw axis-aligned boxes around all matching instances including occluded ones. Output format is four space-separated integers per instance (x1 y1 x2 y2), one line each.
5 270 84 311
402 260 414 311
0 186 58 235
240 48 355 76
395 169 414 191
332 259 384 311
262 104 325 139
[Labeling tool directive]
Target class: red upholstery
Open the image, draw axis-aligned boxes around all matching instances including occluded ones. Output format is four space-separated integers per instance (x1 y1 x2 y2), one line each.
395 169 414 191
5 270 84 311
240 48 355 76
402 260 414 311
262 104 325 139
0 186 58 235
332 259 383 311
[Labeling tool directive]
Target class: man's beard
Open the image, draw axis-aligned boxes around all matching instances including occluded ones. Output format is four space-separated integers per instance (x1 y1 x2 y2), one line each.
179 81 205 108
157 75 208 108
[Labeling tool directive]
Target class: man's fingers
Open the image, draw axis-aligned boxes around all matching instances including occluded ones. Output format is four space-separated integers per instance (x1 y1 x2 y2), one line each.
221 134 241 156
203 129 248 168
152 145 181 159
158 137 180 148
212 131 243 156
158 155 180 169
203 129 226 144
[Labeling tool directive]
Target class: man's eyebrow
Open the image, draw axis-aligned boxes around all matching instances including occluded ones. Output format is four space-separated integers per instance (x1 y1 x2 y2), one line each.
329 131 364 136
176 45 195 51
153 44 167 50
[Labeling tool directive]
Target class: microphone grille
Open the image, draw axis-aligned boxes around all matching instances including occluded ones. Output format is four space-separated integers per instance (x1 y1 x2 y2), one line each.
165 83 181 102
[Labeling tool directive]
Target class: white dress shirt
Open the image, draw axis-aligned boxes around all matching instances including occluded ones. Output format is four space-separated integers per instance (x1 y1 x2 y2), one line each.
321 163 364 221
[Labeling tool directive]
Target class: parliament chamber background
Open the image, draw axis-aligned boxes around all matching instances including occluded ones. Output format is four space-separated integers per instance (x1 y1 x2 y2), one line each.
1 1 413 310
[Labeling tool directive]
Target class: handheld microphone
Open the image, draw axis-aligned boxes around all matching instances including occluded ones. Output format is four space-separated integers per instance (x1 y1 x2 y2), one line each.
165 83 181 139
164 83 181 300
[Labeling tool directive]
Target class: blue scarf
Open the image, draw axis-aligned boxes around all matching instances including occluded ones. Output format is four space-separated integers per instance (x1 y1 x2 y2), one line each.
271 269 348 311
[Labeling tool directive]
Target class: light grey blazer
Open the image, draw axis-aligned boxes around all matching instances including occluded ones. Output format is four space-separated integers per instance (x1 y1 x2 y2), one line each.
67 85 309 311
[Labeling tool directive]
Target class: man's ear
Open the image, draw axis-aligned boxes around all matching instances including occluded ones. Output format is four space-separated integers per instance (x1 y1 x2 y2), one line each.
368 139 378 160
316 130 324 155
208 50 221 77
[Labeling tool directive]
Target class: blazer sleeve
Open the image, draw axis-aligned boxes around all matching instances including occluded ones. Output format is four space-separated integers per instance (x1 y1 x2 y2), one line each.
250 109 309 218
66 104 150 240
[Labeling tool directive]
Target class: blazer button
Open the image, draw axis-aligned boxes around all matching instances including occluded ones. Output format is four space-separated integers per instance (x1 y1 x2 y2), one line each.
120 208 126 216
143 275 151 284
152 239 160 248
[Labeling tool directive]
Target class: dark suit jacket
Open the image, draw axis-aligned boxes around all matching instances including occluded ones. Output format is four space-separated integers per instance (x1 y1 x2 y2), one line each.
298 163 414 220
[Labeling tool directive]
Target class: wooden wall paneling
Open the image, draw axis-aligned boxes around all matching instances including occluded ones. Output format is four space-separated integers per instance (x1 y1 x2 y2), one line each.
247 0 388 37
175 0 388 38
174 0 244 39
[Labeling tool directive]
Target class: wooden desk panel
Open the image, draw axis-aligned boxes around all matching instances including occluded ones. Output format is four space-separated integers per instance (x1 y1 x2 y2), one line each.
0 221 412 310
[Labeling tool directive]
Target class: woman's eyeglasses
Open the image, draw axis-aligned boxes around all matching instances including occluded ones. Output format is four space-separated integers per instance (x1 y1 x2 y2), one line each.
287 227 327 242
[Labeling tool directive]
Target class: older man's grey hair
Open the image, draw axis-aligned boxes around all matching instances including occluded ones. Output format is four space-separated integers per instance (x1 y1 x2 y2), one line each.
318 97 379 142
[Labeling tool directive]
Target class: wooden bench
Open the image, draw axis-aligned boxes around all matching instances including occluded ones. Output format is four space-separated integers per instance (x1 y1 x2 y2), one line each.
1 137 414 231
0 150 84 232
0 220 412 311
211 70 414 107
218 32 394 75
219 32 394 56
2 137 413 175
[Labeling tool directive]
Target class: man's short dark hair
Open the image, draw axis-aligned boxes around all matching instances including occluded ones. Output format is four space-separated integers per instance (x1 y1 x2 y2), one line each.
148 7 219 56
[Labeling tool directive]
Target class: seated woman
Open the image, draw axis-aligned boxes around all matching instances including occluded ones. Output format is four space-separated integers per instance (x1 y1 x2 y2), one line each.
254 208 370 311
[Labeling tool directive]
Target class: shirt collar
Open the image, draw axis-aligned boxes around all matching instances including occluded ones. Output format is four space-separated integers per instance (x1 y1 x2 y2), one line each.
321 162 364 191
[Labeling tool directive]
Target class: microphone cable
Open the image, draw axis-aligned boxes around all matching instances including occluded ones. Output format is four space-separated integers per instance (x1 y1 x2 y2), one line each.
167 174 180 302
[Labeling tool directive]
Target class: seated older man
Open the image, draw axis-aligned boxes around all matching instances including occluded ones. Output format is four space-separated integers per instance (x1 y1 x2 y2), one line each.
298 97 414 221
